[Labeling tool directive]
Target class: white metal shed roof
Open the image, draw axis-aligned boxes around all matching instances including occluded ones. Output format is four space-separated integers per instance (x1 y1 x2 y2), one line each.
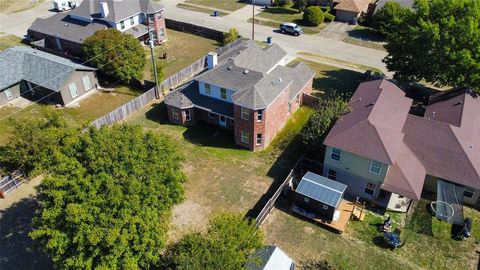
296 172 347 208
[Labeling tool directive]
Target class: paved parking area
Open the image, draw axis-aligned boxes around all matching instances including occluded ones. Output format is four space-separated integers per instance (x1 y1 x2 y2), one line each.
319 22 355 40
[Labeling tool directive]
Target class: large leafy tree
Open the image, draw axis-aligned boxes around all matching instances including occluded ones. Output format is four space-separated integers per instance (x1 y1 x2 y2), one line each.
371 1 412 36
163 213 263 270
384 0 480 93
28 124 185 269
83 29 146 83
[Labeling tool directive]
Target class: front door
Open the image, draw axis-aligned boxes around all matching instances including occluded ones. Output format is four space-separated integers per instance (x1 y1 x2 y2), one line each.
219 115 226 127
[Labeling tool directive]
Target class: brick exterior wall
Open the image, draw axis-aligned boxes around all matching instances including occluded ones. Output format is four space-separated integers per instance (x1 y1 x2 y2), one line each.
150 9 167 43
166 78 314 152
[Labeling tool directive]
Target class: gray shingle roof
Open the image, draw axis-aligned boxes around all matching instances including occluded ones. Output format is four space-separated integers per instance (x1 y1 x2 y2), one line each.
296 172 347 208
233 43 287 73
0 46 95 92
164 81 234 117
28 12 109 44
70 0 165 23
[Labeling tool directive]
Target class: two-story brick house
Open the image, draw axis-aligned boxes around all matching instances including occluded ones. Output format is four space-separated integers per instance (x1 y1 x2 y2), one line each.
28 0 167 57
164 42 315 151
322 79 479 213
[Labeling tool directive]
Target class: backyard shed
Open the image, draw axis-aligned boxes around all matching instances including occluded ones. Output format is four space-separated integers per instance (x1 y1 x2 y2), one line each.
294 172 347 220
246 246 295 270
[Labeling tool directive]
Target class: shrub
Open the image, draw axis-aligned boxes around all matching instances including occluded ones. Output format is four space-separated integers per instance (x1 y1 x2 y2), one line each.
276 0 293 7
223 28 239 45
303 6 324 26
323 12 335 22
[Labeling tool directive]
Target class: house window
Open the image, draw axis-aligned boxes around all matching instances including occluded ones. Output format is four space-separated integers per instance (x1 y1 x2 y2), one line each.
220 88 227 100
369 160 383 175
256 134 262 145
330 148 341 161
364 183 376 195
327 169 337 180
204 83 211 95
288 102 292 113
120 20 125 30
257 110 263 122
172 111 179 120
296 94 300 104
208 112 216 119
129 17 135 26
241 107 249 120
4 88 13 100
304 197 309 203
322 204 328 210
82 76 92 91
68 82 79 98
241 130 249 144
464 187 475 198
185 110 191 121
148 14 155 23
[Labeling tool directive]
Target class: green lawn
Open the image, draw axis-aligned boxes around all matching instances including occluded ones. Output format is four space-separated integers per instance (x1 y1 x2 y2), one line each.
264 198 480 270
144 29 220 81
0 34 25 51
255 6 328 34
0 86 142 145
184 0 246 12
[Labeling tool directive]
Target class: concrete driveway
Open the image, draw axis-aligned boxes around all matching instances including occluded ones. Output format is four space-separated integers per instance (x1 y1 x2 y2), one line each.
319 22 355 41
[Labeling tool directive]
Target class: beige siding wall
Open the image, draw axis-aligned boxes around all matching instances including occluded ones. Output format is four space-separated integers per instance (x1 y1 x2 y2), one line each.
59 71 98 105
323 146 389 184
0 83 21 106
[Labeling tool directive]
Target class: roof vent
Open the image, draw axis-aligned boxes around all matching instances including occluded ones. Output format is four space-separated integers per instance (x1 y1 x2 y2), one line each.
64 23 68 27
243 69 249 74
278 77 282 82
227 65 233 70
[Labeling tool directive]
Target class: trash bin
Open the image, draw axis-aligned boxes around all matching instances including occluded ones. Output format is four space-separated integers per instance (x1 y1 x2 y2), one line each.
267 36 272 44
213 10 219 17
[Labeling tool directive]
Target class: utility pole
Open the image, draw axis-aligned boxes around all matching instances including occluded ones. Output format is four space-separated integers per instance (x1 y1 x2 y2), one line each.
148 26 160 99
252 0 255 40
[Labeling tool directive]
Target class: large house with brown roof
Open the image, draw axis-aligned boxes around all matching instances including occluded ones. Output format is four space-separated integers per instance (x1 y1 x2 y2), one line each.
322 79 479 212
28 0 167 57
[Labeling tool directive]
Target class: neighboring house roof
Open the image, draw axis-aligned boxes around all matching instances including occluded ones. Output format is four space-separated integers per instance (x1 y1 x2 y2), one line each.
70 0 164 23
334 0 371 13
324 79 412 165
296 172 347 208
29 12 109 44
375 0 414 11
0 46 95 92
164 81 234 117
246 246 295 270
324 80 480 199
193 42 314 110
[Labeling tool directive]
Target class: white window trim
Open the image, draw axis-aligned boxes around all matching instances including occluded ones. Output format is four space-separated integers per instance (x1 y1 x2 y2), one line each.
4 88 13 100
304 197 309 203
68 82 79 98
256 134 262 146
364 183 376 195
185 110 191 121
120 20 125 30
172 111 179 120
464 187 475 198
257 110 263 122
369 160 383 175
241 130 249 144
322 204 328 210
330 148 341 161
220 88 227 100
241 107 249 120
82 75 92 91
129 17 135 26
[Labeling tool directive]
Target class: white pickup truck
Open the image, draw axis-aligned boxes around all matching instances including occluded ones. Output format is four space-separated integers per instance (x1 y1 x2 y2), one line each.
53 0 79 12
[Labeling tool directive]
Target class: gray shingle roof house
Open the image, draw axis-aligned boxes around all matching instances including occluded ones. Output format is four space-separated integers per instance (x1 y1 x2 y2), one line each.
28 0 167 57
0 46 98 107
164 41 315 151
322 79 480 212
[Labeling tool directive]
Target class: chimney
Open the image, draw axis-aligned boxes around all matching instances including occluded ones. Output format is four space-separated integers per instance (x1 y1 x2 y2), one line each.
207 52 218 70
100 2 109 18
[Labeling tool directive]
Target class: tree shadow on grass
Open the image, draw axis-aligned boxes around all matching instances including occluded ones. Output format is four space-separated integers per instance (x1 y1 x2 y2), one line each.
312 69 364 98
0 197 52 270
347 28 385 42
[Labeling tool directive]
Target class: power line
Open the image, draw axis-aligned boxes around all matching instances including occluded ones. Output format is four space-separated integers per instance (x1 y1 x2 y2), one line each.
0 47 129 122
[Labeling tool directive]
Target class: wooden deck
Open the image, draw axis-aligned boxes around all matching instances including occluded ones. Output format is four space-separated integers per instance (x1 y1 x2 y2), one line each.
292 199 363 233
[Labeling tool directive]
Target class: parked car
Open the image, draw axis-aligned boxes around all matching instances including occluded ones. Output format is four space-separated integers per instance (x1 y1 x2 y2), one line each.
53 0 79 12
279 22 303 36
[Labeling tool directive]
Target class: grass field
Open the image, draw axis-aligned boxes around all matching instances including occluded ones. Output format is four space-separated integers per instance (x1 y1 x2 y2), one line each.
0 0 44 13
144 30 220 81
184 0 246 12
263 199 479 270
255 6 328 34
0 34 24 51
0 86 142 145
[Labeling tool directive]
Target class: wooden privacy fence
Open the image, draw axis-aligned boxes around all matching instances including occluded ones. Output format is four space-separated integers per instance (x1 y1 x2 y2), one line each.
0 172 26 198
166 19 225 41
159 56 207 93
302 93 323 109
